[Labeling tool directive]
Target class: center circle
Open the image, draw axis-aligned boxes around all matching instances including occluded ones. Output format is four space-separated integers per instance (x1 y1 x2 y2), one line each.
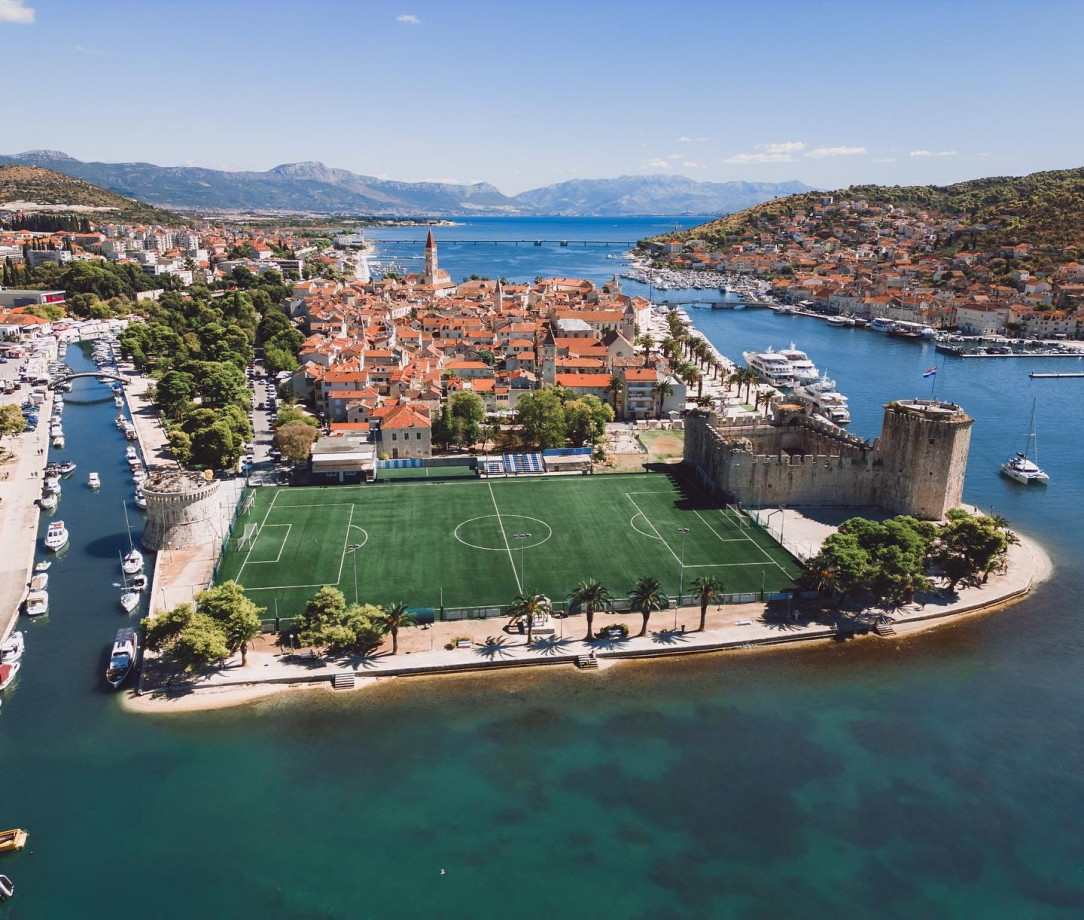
454 515 553 552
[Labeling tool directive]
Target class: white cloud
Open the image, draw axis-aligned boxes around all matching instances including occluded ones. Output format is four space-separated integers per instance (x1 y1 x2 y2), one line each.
75 44 109 57
759 141 805 155
645 158 671 169
666 153 682 160
677 136 710 143
872 157 896 163
936 150 957 157
909 150 932 157
0 0 34 24
724 152 794 165
682 161 707 169
396 13 420 24
805 145 867 158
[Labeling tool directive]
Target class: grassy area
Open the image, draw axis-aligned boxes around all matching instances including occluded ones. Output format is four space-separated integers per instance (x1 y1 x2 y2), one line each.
217 470 802 615
637 428 685 460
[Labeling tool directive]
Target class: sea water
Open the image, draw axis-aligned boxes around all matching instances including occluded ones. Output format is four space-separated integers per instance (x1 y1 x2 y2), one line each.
1 226 1083 917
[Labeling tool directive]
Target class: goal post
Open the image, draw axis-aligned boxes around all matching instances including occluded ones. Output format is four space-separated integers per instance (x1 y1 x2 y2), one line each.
237 522 260 551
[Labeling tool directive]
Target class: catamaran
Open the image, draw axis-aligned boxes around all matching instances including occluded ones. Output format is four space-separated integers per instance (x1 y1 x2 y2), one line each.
1001 399 1049 485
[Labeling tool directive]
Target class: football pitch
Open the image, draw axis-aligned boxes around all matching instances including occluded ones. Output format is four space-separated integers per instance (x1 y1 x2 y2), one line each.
216 471 803 615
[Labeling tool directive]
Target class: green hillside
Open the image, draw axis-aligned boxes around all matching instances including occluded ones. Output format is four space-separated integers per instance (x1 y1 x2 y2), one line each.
0 164 178 224
647 167 1084 255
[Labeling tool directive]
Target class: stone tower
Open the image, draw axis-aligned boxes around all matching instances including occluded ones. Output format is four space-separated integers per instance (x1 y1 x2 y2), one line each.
875 400 973 520
141 469 223 551
495 278 504 314
423 229 437 285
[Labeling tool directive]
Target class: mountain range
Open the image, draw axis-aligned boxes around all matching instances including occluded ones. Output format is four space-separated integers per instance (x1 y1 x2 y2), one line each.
0 150 812 218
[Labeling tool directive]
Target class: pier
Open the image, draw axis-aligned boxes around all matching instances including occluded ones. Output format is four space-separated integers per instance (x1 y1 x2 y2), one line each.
1029 372 1084 378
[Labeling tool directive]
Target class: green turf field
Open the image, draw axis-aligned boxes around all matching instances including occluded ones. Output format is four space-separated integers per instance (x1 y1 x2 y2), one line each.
216 471 802 615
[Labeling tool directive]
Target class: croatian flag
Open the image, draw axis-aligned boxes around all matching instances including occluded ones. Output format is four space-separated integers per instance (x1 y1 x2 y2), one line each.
922 366 938 378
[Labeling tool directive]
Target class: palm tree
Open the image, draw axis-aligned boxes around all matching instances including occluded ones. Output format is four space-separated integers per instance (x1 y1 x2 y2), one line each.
688 368 703 399
653 379 674 419
637 333 655 362
507 591 550 645
605 374 624 415
628 576 669 638
739 368 758 403
690 576 722 632
381 602 417 655
727 367 744 396
568 579 614 641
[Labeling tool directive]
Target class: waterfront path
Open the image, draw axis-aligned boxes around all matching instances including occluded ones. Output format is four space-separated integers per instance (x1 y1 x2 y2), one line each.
132 528 1048 710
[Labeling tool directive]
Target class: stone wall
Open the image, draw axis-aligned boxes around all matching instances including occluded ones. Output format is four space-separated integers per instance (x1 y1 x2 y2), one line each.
142 470 223 551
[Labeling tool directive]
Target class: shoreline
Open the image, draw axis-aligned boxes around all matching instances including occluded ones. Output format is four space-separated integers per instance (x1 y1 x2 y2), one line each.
122 530 1053 715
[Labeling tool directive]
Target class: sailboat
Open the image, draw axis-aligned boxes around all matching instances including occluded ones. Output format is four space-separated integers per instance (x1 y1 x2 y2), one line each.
119 553 140 614
1001 399 1049 485
121 503 144 575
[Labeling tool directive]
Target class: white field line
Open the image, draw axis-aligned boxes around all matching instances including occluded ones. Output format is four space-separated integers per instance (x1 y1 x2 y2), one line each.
335 504 356 589
237 489 280 583
243 523 291 565
624 492 682 567
488 481 522 594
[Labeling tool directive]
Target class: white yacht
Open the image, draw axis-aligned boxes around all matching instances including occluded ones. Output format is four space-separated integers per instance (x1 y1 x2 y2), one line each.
1001 399 1048 485
106 627 138 687
44 521 68 552
88 472 101 489
869 317 896 334
777 344 820 385
795 372 852 424
1 631 23 664
38 492 58 512
24 590 49 617
742 349 797 388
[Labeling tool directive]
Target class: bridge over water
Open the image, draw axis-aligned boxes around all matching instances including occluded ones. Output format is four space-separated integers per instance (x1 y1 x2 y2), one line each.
55 370 131 385
372 239 638 247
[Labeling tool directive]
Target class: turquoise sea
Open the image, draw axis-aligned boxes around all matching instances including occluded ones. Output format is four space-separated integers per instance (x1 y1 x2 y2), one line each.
2 221 1083 917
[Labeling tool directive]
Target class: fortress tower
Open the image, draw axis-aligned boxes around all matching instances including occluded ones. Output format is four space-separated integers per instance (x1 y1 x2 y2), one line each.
875 400 973 520
423 229 438 285
141 470 223 551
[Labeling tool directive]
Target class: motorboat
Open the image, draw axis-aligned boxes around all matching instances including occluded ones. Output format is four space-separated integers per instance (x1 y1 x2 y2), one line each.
30 573 48 592
115 415 127 430
130 573 149 591
0 829 28 853
106 627 138 687
0 662 20 690
742 349 797 388
24 591 49 617
58 460 76 476
43 475 61 494
124 426 137 441
52 435 65 449
127 455 142 470
869 317 895 334
0 873 13 900
34 560 50 573
1001 399 1048 485
126 445 138 461
133 490 147 510
132 469 147 486
38 492 58 511
0 631 23 664
88 472 101 489
44 520 69 551
777 344 820 384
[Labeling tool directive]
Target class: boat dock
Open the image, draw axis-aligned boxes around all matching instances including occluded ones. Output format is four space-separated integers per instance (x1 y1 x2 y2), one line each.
1029 372 1084 378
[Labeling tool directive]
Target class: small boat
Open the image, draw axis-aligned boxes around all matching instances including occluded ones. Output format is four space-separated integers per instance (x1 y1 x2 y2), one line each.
126 445 138 460
88 472 101 489
0 829 29 853
0 873 13 900
106 627 139 687
44 520 69 552
52 435 65 449
0 631 23 664
43 475 61 494
58 460 76 476
1001 399 1048 485
132 469 146 486
24 590 49 617
34 560 50 573
119 590 140 614
133 490 146 510
114 395 124 408
124 427 137 441
130 573 149 591
38 492 58 511
0 661 20 691
115 415 127 430
30 573 48 592
127 456 142 469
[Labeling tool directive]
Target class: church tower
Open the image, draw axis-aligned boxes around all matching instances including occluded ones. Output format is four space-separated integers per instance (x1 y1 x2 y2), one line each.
495 278 504 314
423 229 437 285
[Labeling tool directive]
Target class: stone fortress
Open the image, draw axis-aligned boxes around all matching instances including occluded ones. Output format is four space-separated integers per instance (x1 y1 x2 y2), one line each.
683 398 974 520
141 469 224 551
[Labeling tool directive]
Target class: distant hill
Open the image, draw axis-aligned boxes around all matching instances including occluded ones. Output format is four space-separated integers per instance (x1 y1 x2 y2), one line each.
657 168 1084 252
0 151 810 217
0 163 177 223
512 175 814 217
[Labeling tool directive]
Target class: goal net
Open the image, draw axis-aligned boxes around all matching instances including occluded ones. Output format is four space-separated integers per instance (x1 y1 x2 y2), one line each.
237 522 261 551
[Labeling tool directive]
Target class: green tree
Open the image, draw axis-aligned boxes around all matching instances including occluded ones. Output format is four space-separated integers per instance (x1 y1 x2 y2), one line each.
516 386 567 449
653 379 674 419
0 403 25 442
567 578 613 641
295 586 347 651
155 370 196 417
448 390 485 448
605 374 624 414
190 420 238 469
931 508 1009 591
507 591 551 645
690 575 722 632
628 576 669 638
274 420 319 465
380 602 417 655
195 580 266 666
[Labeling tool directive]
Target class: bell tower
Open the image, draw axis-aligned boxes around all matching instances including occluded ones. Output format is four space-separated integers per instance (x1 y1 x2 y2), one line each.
423 229 437 285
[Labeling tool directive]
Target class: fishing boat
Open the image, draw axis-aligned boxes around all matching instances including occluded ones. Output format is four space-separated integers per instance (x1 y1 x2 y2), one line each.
1001 399 1049 485
44 520 69 552
106 627 138 687
0 631 23 664
24 591 49 617
88 472 101 489
0 829 28 853
0 662 20 691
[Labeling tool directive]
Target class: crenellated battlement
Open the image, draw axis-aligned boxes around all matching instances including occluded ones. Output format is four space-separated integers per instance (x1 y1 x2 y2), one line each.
142 471 225 551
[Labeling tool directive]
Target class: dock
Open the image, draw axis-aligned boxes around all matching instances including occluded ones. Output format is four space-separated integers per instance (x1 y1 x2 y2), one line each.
1029 372 1084 378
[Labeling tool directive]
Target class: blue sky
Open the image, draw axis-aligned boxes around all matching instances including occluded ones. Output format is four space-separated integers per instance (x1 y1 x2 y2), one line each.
3 0 1082 193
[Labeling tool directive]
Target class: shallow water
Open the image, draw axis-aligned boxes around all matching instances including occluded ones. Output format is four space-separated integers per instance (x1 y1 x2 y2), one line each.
2 238 1083 917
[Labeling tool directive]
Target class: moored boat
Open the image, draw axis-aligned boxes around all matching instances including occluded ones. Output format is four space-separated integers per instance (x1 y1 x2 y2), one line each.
30 573 48 592
742 348 797 388
0 631 23 664
58 460 76 476
1001 399 1048 485
0 873 12 900
38 492 58 512
0 662 20 690
122 548 144 575
52 434 65 449
106 627 138 687
24 590 48 617
133 490 146 510
0 829 28 853
44 520 69 552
